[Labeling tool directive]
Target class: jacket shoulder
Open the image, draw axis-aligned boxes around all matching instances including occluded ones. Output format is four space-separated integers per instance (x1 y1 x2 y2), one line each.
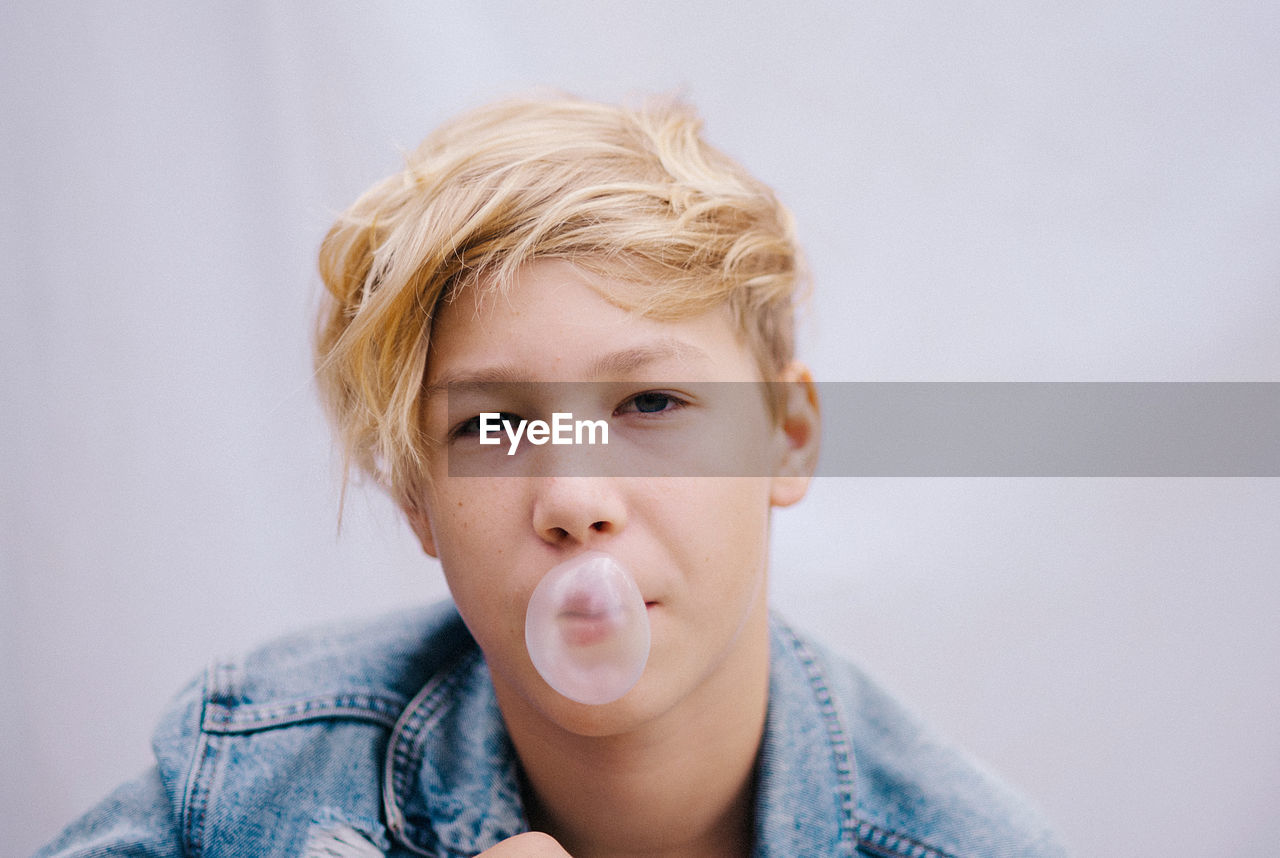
149 601 472 799
151 601 474 855
209 600 471 727
801 632 1068 858
156 600 471 742
41 602 471 857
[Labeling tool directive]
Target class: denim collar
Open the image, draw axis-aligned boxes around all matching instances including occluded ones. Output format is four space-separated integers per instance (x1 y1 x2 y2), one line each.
382 613 857 857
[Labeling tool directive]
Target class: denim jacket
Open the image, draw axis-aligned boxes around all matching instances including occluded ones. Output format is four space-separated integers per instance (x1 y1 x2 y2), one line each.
37 601 1066 857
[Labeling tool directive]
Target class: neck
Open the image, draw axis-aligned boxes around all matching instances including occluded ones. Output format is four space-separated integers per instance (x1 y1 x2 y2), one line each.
496 603 771 858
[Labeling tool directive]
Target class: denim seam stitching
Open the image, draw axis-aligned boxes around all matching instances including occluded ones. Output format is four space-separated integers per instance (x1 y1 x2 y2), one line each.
182 659 235 858
395 650 479 851
201 692 405 733
382 647 479 856
782 623 858 856
783 631 958 858
180 727 210 858
854 820 959 858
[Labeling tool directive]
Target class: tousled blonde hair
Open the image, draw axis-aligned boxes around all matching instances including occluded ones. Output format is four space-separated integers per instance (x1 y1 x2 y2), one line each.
315 94 806 506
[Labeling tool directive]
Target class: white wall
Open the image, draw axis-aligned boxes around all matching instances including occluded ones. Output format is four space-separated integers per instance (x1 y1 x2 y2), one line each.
3 2 1278 854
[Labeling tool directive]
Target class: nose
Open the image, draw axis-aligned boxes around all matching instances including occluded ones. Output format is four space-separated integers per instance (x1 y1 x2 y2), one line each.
531 477 626 546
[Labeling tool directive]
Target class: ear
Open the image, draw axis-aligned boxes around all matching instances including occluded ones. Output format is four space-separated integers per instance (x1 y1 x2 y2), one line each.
769 362 820 508
401 499 440 558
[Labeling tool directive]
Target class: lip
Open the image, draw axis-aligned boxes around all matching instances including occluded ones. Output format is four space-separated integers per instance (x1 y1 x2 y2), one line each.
553 602 658 648
559 618 610 646
560 607 609 621
558 586 619 620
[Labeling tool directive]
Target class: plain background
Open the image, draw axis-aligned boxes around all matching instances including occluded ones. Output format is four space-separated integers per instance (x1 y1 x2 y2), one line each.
3 2 1279 855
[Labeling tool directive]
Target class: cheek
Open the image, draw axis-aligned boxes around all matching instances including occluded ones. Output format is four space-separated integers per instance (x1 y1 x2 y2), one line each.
430 489 528 642
440 555 530 683
431 481 522 549
662 479 773 588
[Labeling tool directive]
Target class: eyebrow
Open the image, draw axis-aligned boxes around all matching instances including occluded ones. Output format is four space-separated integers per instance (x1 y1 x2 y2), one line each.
586 339 711 378
422 338 712 399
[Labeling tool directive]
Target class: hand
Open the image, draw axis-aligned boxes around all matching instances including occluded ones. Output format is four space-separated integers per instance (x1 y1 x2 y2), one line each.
475 831 573 857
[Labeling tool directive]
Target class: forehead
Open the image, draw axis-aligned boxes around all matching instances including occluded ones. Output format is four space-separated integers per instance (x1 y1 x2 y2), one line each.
425 260 760 385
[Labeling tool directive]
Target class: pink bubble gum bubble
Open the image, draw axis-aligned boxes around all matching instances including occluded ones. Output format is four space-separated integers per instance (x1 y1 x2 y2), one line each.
525 551 650 705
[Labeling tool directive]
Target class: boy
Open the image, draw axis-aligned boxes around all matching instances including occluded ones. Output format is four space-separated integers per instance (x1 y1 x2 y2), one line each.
38 95 1065 857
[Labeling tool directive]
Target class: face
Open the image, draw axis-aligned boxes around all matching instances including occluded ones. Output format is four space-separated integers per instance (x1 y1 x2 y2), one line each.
407 259 816 734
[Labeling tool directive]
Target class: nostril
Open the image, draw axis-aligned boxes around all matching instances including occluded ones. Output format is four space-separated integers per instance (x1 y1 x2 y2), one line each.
591 521 608 532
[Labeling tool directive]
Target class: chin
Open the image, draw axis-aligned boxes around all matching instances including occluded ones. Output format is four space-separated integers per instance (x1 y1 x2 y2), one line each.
530 670 684 739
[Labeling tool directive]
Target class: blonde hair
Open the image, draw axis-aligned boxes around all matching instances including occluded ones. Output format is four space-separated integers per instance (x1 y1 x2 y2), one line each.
315 93 806 505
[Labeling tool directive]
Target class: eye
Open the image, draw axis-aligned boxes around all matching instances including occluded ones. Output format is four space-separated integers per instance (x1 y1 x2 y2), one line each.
450 412 521 440
615 391 689 416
